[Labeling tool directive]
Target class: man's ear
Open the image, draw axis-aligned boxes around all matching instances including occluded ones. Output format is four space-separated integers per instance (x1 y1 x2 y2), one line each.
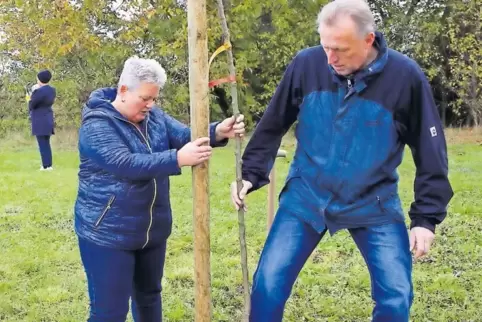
365 32 375 46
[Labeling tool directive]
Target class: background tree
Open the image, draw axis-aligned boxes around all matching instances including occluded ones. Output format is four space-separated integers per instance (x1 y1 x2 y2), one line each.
0 0 480 137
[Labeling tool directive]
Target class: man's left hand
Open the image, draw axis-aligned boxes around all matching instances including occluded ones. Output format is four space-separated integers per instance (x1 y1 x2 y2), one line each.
409 227 435 259
215 114 245 140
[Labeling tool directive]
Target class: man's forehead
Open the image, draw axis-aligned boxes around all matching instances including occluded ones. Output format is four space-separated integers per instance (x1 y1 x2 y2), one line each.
319 16 358 37
320 26 360 49
320 32 352 48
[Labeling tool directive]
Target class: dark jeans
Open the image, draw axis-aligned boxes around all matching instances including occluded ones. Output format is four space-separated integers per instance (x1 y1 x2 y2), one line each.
36 135 52 168
78 237 167 322
249 209 413 321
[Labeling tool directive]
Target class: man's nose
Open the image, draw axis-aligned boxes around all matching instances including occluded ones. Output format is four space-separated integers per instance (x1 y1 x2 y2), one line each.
326 50 338 65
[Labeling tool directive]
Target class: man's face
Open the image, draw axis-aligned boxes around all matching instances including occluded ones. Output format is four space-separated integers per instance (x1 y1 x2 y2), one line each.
319 16 375 76
119 82 159 123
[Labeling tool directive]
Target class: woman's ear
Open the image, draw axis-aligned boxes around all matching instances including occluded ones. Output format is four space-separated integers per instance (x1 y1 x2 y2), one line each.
118 85 129 102
119 84 129 94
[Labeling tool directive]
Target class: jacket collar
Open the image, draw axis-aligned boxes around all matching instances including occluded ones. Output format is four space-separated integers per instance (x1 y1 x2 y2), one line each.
330 31 388 92
82 87 149 125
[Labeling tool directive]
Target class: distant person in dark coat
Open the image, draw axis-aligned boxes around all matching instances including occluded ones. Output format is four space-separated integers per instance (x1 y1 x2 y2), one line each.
29 69 56 171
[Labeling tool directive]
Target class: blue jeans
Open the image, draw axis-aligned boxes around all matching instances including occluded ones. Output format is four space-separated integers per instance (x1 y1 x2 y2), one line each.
250 210 413 321
78 237 167 322
36 135 52 168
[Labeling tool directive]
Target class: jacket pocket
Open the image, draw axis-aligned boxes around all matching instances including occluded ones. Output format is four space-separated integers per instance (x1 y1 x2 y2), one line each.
95 195 116 228
377 195 384 212
377 192 401 215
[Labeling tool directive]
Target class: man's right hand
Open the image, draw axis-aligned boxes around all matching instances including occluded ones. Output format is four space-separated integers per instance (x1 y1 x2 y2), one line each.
230 180 253 211
177 137 213 167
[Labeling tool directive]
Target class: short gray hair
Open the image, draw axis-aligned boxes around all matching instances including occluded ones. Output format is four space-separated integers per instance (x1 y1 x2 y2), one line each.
118 56 167 90
317 0 375 37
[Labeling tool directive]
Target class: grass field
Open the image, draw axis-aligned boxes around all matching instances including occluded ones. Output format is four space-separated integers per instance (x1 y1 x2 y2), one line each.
0 129 481 321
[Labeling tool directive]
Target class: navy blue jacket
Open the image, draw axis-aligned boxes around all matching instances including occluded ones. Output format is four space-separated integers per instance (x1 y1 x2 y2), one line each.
242 32 453 234
29 85 56 136
74 88 228 250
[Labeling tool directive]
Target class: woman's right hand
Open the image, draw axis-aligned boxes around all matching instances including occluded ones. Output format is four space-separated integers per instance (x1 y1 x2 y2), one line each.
177 137 213 167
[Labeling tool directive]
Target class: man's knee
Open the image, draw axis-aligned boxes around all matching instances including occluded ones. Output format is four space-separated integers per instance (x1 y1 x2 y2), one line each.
250 274 288 322
373 281 413 321
251 265 291 307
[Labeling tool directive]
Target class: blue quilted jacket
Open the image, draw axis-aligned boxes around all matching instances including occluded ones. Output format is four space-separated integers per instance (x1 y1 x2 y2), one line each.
242 32 453 234
74 88 227 250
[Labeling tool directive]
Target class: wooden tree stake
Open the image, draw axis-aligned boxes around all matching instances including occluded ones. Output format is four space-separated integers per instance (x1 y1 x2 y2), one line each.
188 0 212 321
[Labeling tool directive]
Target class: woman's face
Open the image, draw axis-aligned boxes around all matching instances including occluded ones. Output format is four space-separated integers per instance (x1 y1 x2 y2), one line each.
120 82 160 123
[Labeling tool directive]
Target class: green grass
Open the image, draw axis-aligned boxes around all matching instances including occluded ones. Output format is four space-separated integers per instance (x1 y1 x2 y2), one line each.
0 134 481 321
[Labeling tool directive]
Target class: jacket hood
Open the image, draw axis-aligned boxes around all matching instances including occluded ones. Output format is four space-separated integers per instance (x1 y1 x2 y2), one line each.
82 87 123 120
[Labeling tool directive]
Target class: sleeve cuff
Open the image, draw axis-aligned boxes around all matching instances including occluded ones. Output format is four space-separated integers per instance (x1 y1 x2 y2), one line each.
242 173 261 194
410 217 437 233
166 149 182 176
209 122 229 147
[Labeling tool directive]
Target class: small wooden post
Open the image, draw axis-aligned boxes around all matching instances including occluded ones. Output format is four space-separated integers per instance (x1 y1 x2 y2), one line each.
267 149 287 232
187 0 211 321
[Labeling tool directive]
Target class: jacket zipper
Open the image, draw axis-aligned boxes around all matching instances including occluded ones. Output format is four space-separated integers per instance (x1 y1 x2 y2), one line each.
113 115 157 249
95 195 116 227
344 78 355 100
377 195 387 213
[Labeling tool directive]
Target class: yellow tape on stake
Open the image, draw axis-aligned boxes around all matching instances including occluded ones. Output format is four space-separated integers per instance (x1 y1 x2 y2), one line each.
208 42 232 67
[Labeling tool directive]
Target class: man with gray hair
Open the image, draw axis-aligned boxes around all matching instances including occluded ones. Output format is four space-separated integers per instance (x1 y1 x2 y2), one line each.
230 0 453 321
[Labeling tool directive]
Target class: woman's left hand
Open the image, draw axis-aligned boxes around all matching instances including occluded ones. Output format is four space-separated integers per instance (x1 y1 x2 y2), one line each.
215 114 245 140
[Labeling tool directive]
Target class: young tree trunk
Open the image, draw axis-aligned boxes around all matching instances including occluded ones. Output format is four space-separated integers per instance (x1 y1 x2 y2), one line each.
215 0 251 320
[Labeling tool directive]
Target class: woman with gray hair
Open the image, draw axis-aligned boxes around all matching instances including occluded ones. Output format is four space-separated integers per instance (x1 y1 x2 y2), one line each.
74 56 245 321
